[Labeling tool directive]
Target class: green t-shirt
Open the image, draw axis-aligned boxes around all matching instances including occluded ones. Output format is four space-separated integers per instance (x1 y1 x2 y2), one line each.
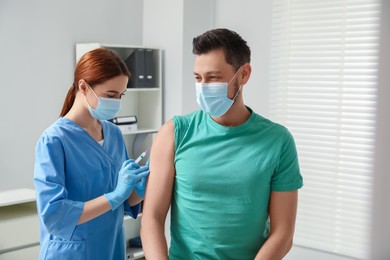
170 108 303 259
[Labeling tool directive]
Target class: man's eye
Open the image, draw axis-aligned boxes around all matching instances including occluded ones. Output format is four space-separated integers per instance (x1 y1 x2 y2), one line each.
194 76 201 82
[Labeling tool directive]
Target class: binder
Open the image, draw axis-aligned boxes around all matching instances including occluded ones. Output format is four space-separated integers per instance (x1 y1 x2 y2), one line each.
109 115 137 125
109 116 138 133
124 48 156 88
125 49 145 88
144 49 155 88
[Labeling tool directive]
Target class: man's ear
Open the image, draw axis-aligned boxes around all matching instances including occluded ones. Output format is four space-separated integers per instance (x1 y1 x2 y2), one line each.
240 63 252 85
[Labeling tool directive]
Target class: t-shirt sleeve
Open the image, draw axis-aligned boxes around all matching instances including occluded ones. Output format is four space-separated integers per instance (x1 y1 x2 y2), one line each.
271 128 303 191
173 115 189 151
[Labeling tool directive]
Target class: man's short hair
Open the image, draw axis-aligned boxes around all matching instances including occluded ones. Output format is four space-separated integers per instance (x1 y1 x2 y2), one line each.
192 28 251 70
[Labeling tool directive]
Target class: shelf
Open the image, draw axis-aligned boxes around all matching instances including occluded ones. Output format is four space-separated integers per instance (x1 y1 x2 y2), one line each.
0 189 39 255
0 203 36 221
120 128 158 135
124 213 142 221
126 247 144 260
126 88 160 92
0 188 36 207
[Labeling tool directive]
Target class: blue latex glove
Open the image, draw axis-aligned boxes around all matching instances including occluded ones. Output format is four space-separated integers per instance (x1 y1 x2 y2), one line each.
105 159 149 210
135 160 149 198
135 176 148 198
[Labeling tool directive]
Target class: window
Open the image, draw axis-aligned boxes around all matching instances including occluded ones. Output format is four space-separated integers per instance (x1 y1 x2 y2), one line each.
269 0 381 258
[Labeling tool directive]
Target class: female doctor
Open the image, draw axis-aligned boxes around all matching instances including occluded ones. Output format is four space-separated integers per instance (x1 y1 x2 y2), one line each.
34 48 149 259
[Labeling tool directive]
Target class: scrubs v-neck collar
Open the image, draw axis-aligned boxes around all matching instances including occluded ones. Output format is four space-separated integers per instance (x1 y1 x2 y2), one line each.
60 117 107 149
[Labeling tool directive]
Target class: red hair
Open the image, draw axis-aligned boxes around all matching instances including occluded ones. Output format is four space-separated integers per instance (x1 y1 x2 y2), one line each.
60 48 131 117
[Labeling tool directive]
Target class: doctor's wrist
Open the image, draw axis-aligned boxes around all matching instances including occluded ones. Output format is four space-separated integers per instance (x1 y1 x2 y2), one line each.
104 192 122 211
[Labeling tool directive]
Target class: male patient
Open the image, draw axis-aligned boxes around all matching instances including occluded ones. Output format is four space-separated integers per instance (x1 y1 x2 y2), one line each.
141 28 303 260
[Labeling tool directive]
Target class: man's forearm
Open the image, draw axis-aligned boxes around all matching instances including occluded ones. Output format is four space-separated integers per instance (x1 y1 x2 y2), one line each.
141 217 169 260
254 232 293 260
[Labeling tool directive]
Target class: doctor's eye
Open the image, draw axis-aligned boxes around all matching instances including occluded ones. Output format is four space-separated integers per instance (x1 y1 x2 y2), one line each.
194 76 201 82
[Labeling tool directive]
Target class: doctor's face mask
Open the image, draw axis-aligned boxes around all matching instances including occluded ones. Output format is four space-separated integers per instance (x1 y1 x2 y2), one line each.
84 84 122 120
196 67 242 117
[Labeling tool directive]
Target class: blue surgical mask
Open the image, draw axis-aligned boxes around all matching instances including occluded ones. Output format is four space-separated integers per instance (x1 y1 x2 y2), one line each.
196 67 242 117
85 84 121 120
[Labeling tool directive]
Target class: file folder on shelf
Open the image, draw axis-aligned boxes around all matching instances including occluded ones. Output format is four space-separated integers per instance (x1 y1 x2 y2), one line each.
125 49 145 88
109 115 137 125
124 49 155 88
144 49 155 88
109 116 138 132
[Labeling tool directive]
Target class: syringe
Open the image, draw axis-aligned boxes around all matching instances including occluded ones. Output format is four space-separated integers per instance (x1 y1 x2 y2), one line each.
135 148 149 164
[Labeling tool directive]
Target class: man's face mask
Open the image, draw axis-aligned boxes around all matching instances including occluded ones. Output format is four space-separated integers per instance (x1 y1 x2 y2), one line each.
196 67 242 117
84 83 122 120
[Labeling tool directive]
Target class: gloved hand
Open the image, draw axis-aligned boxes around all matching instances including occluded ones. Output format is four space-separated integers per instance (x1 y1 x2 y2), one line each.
135 176 148 198
105 159 150 210
135 160 149 198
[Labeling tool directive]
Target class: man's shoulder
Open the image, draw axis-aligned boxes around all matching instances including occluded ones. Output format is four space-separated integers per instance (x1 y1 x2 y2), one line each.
250 110 291 135
174 110 203 120
173 110 203 127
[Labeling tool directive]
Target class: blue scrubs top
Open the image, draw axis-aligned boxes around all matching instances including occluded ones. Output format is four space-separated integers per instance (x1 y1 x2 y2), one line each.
34 118 139 260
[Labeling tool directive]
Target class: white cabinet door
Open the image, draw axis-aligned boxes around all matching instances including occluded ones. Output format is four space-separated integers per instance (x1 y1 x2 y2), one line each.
0 245 40 260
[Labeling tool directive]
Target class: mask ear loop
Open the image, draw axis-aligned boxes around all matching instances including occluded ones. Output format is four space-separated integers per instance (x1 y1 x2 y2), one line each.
227 66 243 85
84 82 99 99
227 66 243 102
232 85 242 102
82 81 99 109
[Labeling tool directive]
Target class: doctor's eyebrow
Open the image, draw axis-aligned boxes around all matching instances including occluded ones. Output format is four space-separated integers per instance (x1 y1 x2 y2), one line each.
107 90 127 95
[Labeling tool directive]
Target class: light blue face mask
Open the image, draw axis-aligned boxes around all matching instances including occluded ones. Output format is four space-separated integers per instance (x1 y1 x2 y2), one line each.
85 84 122 120
196 67 242 117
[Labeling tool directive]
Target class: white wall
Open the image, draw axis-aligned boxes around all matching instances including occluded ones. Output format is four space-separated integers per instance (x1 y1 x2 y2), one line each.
142 0 184 122
0 0 143 190
214 0 272 117
142 0 215 121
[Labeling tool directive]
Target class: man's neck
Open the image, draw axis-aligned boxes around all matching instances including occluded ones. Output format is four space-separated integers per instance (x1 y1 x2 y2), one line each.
211 102 251 127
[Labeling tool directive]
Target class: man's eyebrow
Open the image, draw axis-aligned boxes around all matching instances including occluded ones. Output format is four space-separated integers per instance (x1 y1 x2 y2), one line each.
193 71 223 75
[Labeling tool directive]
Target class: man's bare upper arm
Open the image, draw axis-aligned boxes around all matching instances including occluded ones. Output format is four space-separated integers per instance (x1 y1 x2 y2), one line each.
143 120 175 223
269 190 298 235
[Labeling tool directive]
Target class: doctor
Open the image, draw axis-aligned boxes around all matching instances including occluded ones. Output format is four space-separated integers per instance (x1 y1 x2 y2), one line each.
34 48 149 259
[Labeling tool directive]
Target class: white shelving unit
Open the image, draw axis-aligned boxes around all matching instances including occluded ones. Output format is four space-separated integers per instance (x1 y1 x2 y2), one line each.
76 43 163 259
0 188 40 259
124 215 144 259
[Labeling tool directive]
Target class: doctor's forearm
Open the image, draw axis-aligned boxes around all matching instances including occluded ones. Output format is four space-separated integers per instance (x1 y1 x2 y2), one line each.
77 195 111 225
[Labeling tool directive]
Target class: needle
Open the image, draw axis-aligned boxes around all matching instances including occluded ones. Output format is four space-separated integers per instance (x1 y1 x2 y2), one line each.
135 148 149 164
